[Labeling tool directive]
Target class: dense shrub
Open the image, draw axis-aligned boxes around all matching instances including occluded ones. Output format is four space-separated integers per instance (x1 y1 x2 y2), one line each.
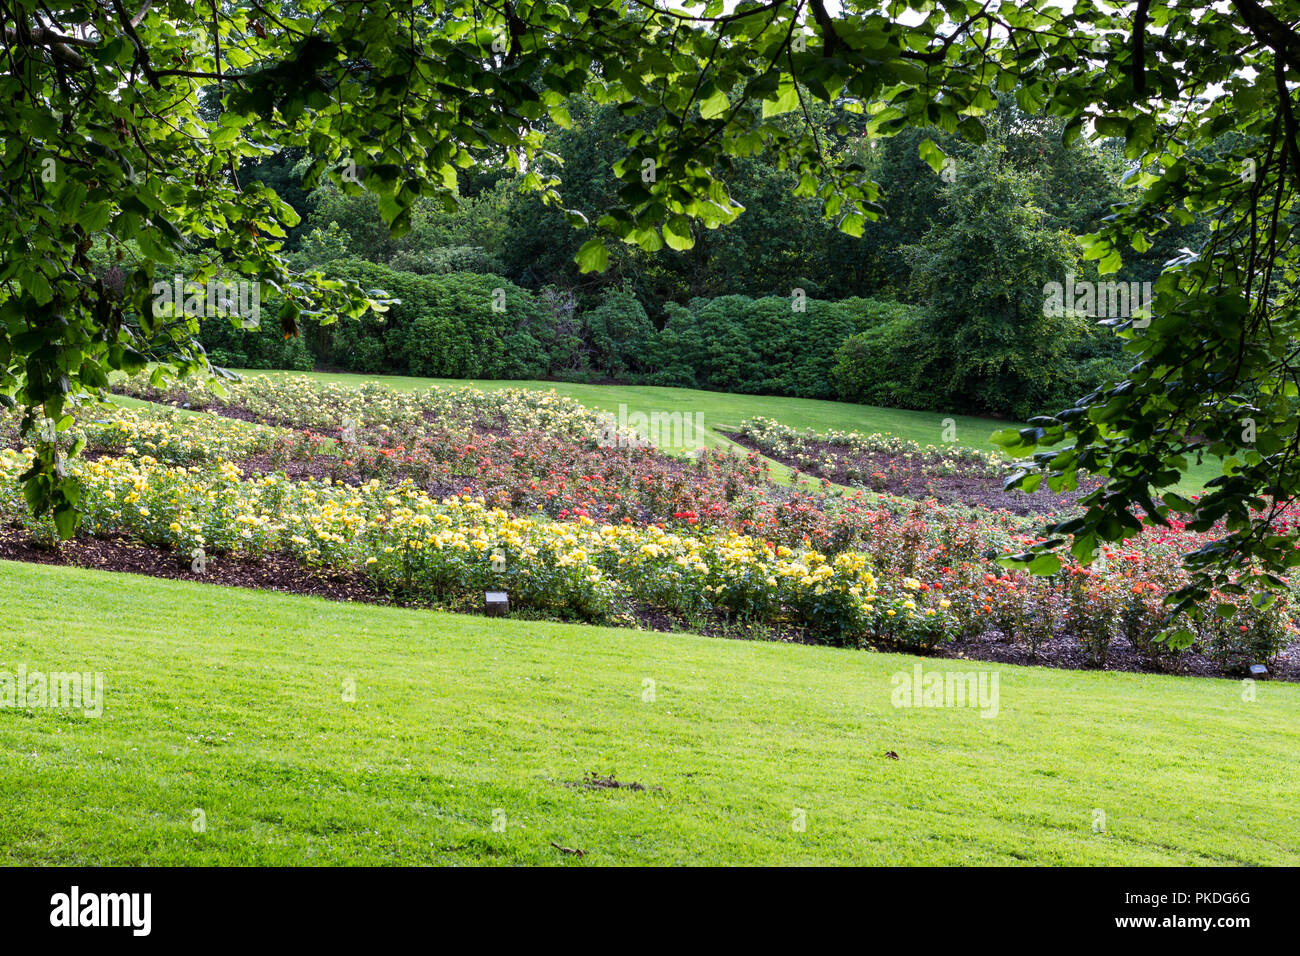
582 285 657 381
650 294 912 398
308 259 429 373
201 308 316 371
182 265 314 371
389 245 505 276
830 316 927 408
310 259 581 378
401 272 554 378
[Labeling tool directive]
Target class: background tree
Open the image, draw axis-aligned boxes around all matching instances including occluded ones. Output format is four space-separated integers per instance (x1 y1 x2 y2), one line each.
903 148 1096 420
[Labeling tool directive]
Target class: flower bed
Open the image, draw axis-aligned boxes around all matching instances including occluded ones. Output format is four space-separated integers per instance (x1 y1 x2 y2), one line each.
737 417 1004 478
80 406 281 465
112 374 925 547
1 442 1293 673
0 376 1289 675
116 374 616 445
733 416 1097 515
0 450 916 645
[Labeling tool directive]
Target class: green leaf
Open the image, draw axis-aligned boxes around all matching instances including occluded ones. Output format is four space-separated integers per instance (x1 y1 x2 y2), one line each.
1027 553 1061 575
957 116 986 145
53 503 79 540
761 78 800 118
918 138 946 174
699 86 730 120
838 212 865 238
662 216 694 251
574 239 609 273
76 203 113 233
24 270 52 305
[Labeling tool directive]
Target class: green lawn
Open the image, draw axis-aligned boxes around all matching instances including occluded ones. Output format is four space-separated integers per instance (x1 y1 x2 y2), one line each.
2 559 1296 866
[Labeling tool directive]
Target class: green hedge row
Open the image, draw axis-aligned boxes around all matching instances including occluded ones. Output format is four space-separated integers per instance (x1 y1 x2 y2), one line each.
301 259 660 382
199 259 1122 417
202 260 898 396
650 295 916 399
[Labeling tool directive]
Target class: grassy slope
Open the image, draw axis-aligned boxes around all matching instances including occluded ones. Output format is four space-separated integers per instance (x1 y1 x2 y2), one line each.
2 560 1297 866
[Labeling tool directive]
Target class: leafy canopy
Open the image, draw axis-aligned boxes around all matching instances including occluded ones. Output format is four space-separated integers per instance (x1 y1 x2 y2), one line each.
2 0 1299 612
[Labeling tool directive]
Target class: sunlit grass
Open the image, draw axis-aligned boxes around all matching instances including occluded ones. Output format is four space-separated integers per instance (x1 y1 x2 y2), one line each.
1 560 1296 865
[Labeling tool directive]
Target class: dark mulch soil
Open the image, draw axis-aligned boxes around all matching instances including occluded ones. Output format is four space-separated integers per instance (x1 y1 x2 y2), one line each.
200 403 269 426
238 453 340 483
117 390 299 430
566 772 658 792
933 624 1300 682
0 526 384 605
727 431 1098 515
1 528 1293 682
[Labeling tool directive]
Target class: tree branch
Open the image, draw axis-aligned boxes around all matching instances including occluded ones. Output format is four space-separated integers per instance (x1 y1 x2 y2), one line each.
1132 0 1148 97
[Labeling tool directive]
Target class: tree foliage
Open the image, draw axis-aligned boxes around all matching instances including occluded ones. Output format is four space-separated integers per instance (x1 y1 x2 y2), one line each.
1 0 1298 610
903 148 1096 420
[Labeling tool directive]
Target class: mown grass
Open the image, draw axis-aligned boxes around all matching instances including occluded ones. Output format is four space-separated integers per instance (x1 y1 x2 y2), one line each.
2 560 1296 866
